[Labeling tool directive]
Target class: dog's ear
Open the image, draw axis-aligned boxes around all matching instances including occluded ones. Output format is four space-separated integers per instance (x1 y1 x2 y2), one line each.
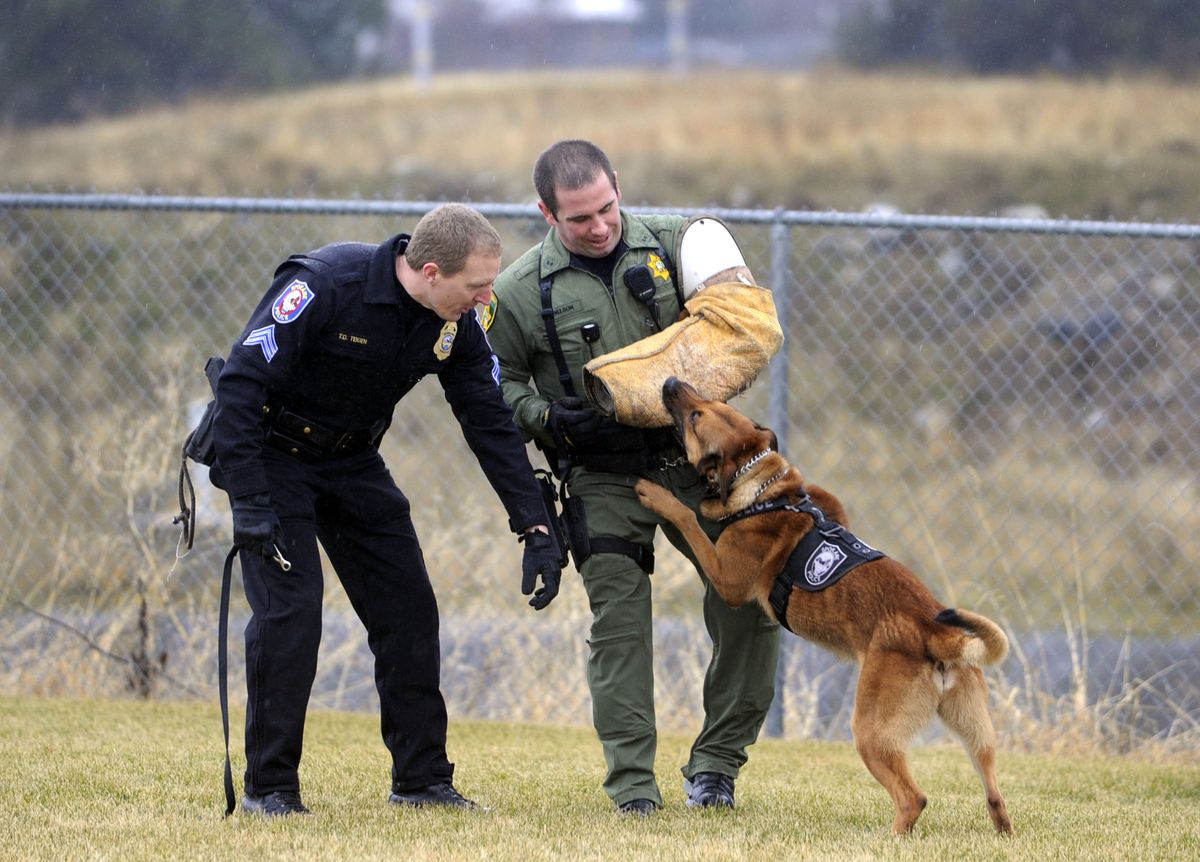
754 423 779 453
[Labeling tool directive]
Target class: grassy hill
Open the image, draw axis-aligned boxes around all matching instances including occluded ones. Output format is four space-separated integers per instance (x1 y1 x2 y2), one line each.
2 68 1199 221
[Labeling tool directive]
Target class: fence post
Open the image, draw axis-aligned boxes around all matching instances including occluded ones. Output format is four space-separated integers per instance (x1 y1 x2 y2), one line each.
764 212 792 738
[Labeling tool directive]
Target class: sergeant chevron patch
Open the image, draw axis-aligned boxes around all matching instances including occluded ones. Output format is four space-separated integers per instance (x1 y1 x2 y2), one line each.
243 324 279 362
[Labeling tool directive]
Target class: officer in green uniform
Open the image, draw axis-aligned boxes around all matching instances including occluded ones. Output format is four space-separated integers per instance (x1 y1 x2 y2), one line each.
483 140 780 815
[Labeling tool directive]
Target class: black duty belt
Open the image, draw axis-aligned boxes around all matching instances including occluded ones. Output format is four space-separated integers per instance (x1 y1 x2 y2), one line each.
721 494 885 633
564 425 686 475
571 446 686 475
263 403 386 461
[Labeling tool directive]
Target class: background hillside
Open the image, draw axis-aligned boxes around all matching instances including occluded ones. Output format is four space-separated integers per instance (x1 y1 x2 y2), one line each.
3 68 1199 222
4 66 1199 766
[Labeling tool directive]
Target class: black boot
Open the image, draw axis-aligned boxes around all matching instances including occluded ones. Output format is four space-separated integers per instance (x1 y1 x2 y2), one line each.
616 798 660 817
241 791 311 817
684 772 735 809
388 781 478 809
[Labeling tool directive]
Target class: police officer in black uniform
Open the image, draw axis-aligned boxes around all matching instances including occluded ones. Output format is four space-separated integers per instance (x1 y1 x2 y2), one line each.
211 203 562 817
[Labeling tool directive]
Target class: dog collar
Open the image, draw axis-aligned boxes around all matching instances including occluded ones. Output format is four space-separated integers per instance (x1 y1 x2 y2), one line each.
753 469 788 500
731 447 773 482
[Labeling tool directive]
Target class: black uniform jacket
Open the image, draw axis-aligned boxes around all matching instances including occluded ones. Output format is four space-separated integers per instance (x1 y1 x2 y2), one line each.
213 233 545 532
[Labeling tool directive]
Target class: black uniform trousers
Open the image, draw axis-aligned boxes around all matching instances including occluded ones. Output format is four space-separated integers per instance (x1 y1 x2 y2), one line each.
230 446 454 796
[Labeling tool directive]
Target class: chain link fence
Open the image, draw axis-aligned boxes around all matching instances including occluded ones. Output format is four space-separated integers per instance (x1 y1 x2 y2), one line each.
2 193 1197 758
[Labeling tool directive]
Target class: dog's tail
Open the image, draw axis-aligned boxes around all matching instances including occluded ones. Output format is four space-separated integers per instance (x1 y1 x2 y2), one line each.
930 608 1009 666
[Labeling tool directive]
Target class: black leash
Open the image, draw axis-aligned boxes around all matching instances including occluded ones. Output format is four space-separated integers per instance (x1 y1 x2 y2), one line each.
217 541 291 817
172 440 197 553
218 546 238 817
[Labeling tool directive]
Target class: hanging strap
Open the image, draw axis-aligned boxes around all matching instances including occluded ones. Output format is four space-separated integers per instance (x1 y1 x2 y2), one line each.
539 268 577 399
218 546 238 817
585 536 655 574
172 441 197 553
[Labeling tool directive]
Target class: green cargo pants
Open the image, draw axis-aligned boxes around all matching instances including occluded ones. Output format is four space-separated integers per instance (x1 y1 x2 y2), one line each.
569 462 781 807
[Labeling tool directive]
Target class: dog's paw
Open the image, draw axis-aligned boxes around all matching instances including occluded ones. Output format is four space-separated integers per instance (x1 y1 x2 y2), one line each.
634 478 675 514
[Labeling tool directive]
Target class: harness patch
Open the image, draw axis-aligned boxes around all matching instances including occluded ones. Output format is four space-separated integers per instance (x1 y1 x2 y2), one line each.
769 515 884 630
271 279 315 324
786 525 881 592
805 540 846 586
722 494 884 632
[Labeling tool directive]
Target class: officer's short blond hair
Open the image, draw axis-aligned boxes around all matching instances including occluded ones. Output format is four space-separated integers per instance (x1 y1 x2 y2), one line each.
405 203 502 275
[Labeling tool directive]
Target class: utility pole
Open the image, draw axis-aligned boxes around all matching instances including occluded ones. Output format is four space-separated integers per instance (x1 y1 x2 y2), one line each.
410 0 433 90
667 0 689 75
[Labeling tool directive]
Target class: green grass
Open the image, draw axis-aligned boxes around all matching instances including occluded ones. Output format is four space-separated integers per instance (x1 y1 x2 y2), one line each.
1 696 1197 861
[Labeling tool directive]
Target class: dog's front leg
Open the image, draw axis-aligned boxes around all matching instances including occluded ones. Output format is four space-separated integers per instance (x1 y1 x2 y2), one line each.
633 478 731 597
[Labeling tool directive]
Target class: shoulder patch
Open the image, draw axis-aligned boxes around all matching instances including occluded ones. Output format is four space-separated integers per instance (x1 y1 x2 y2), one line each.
271 279 315 324
479 296 497 331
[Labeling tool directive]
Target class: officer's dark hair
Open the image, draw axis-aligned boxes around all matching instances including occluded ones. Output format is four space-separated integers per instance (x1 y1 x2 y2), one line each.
533 140 618 217
405 203 502 275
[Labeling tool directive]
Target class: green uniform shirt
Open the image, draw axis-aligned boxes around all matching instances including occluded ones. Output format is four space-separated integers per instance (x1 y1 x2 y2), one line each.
484 211 687 445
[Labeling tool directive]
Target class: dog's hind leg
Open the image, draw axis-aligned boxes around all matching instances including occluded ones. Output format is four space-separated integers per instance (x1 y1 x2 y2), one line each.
937 666 1013 834
852 651 938 834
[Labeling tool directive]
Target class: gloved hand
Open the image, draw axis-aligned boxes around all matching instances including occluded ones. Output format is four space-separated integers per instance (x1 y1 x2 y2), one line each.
231 493 285 562
545 397 605 450
520 529 562 611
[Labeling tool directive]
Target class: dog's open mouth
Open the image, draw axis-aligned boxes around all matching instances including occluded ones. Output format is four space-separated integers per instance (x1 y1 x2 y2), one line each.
667 410 686 449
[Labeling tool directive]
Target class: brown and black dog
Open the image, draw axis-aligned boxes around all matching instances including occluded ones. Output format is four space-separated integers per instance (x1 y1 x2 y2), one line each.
634 378 1012 835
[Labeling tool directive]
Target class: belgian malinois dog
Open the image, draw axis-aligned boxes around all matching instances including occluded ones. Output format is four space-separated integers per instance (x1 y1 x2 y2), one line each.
634 377 1012 834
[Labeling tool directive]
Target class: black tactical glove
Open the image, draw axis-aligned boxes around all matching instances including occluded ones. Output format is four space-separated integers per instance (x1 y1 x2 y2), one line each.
231 493 285 562
545 397 606 450
520 530 562 611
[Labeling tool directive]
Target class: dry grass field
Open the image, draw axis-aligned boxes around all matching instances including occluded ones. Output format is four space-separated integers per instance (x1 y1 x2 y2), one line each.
3 695 1198 861
3 68 1199 220
2 68 1198 770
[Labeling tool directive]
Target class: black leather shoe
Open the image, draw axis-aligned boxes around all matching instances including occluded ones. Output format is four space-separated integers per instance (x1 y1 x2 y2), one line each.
684 772 735 809
616 798 660 817
389 781 478 809
241 791 311 817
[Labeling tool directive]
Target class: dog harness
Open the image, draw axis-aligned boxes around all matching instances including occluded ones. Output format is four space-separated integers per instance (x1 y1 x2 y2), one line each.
720 494 885 633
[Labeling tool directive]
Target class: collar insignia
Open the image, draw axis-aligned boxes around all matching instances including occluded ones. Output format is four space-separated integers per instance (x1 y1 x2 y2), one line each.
479 297 497 331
